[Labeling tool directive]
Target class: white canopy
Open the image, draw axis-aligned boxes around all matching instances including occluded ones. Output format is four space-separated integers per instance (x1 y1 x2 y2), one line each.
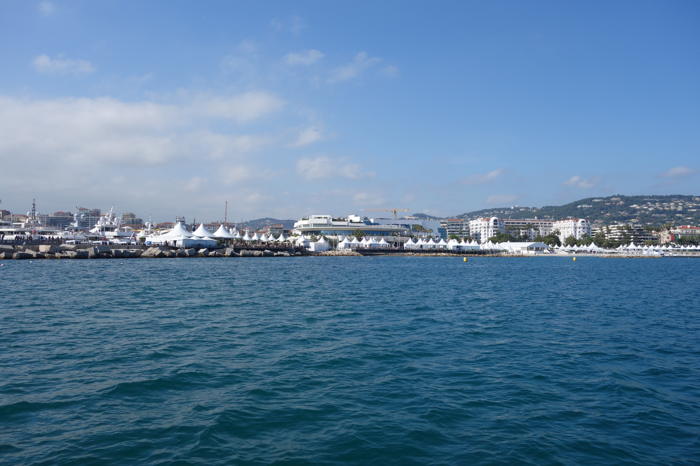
212 224 235 239
156 222 192 240
193 223 214 238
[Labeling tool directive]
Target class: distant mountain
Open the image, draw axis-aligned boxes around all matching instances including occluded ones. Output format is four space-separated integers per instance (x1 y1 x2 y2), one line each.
237 217 296 231
411 212 441 220
455 194 700 226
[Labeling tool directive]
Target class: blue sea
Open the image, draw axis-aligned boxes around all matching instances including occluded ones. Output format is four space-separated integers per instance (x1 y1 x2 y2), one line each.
1 257 699 464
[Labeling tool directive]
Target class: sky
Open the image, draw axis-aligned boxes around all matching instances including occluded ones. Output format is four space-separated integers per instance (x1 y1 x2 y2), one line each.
0 0 698 222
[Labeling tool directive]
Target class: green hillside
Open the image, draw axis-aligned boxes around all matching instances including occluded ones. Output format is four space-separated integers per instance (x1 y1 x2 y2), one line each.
456 195 700 226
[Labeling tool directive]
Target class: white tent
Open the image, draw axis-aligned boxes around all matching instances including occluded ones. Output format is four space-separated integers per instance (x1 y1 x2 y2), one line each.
308 237 330 252
377 238 390 248
337 237 353 250
212 224 235 239
147 221 217 248
193 223 214 238
242 231 252 241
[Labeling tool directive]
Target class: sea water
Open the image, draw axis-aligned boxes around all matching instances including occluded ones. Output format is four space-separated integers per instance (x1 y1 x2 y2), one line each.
1 257 699 464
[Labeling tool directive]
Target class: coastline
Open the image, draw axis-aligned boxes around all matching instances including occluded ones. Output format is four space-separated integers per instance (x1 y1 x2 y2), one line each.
1 243 697 260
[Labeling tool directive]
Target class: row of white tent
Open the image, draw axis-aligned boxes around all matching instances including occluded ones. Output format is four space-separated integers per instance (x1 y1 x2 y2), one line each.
193 224 289 242
337 236 391 249
556 243 700 254
404 238 483 251
146 222 290 247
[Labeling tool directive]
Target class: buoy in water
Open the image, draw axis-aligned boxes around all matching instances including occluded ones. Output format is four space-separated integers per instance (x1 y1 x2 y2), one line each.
572 257 577 262
463 257 468 262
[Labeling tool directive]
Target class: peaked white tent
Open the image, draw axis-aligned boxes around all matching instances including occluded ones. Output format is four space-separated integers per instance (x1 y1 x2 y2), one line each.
337 237 353 250
309 237 330 252
193 223 214 238
213 224 235 239
147 221 217 248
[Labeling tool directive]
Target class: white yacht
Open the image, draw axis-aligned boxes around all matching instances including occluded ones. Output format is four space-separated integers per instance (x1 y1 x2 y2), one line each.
88 207 135 241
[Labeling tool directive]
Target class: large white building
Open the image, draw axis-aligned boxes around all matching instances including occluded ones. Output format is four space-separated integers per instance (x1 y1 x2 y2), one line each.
293 214 408 238
469 217 504 243
552 218 591 242
501 218 554 240
439 218 470 238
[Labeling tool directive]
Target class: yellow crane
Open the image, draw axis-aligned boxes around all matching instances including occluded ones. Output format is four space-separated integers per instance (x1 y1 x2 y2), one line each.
365 208 410 219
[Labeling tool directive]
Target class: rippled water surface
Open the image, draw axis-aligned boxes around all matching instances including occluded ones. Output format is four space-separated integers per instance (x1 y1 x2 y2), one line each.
2 257 700 464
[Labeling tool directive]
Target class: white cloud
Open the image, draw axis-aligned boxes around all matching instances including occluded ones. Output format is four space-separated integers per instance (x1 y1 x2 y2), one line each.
37 1 55 16
486 194 518 205
462 168 504 185
291 127 322 147
353 192 387 207
270 15 305 35
329 52 382 83
184 177 206 192
0 94 282 172
0 93 295 220
381 65 400 77
296 156 372 180
564 175 598 189
33 54 95 75
661 166 696 178
221 165 253 184
191 91 284 123
284 49 324 66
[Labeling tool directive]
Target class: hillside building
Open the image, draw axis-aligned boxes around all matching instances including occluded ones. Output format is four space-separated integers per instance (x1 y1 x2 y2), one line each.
501 219 554 240
552 218 591 242
469 217 504 243
439 218 470 239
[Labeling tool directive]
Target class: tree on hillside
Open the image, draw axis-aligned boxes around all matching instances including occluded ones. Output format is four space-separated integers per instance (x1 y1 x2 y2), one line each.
593 231 607 247
578 235 593 246
536 233 561 247
488 232 515 243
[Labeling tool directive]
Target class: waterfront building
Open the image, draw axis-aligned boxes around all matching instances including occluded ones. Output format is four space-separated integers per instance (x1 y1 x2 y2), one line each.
661 225 700 243
293 214 408 239
600 224 656 244
259 223 290 236
552 218 591 242
439 218 470 239
501 219 554 240
371 216 441 237
74 208 103 229
468 217 504 243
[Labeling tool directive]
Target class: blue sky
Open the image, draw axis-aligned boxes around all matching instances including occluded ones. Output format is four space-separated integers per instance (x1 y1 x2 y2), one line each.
0 0 698 221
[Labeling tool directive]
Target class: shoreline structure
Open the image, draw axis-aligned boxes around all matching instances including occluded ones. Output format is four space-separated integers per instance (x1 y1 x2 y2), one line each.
1 243 697 260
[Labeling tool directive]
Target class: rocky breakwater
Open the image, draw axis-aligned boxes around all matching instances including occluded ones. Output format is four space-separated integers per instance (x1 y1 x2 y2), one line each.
0 244 305 260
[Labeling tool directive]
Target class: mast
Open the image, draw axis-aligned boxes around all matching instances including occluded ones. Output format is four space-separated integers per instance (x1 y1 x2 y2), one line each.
225 200 228 224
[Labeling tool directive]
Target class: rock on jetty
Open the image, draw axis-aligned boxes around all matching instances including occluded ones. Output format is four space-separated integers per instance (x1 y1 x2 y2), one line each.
0 244 303 260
